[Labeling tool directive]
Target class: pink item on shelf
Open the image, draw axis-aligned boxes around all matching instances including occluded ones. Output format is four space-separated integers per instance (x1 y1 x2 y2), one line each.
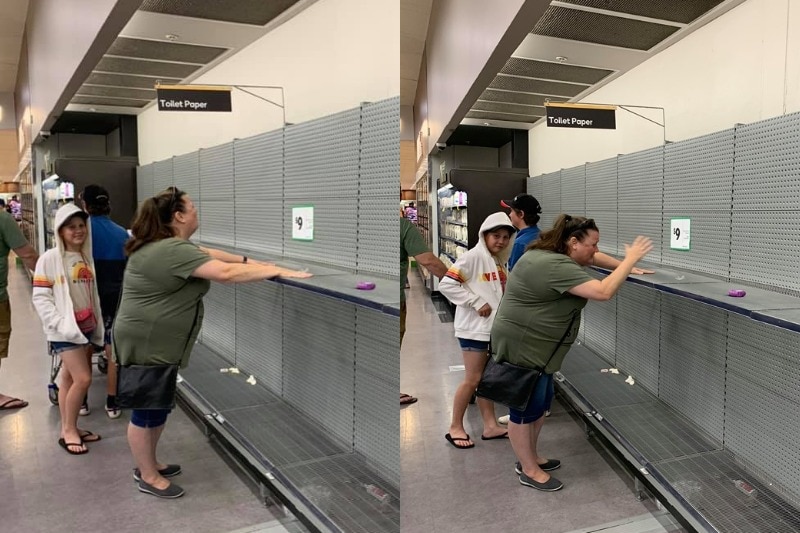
356 281 376 290
727 289 746 297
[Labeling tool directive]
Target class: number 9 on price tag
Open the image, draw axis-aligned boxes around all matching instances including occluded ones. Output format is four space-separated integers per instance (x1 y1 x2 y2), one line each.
670 218 690 251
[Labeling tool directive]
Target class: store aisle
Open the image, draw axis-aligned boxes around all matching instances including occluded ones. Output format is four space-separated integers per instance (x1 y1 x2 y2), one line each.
400 269 683 533
0 259 301 533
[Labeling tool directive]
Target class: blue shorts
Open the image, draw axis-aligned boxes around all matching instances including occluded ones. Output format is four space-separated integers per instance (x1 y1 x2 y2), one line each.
457 338 490 352
508 373 555 424
130 409 171 428
51 331 94 355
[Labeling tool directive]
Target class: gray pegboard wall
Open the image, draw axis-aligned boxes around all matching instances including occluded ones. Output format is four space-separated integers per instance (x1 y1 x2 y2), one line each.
659 293 727 442
199 143 235 247
358 99 400 277
234 282 284 395
527 176 543 201
560 164 586 216
731 113 800 294
581 270 617 365
726 313 800 506
233 130 284 254
540 170 562 229
173 152 201 242
586 157 619 256
355 307 400 482
618 146 663 263
283 286 357 448
615 283 661 396
136 164 154 203
360 98 399 197
201 281 237 365
153 158 173 194
663 129 734 276
284 108 360 270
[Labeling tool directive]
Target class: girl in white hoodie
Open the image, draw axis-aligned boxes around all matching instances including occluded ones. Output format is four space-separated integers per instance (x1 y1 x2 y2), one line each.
439 212 515 449
33 203 104 455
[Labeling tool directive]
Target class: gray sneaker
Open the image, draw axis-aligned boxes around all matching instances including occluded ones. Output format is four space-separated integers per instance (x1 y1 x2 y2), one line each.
137 479 185 499
133 464 182 482
519 472 563 492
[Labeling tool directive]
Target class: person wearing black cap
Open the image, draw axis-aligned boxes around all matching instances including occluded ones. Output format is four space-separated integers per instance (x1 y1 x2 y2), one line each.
500 194 542 271
80 184 130 419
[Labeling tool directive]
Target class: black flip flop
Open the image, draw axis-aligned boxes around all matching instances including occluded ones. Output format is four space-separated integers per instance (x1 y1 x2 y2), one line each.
58 438 88 455
78 430 102 443
0 398 28 410
481 432 509 440
445 433 475 449
400 394 418 406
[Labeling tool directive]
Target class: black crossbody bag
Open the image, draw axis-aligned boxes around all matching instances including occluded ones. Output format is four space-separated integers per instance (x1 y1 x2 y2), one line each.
476 313 578 411
114 279 200 411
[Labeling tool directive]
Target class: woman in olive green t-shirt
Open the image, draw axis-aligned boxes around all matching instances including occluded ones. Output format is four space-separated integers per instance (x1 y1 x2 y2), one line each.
491 214 652 492
114 186 312 499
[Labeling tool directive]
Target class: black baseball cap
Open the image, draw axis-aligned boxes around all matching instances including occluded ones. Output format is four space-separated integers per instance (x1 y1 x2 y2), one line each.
80 184 110 205
500 194 541 214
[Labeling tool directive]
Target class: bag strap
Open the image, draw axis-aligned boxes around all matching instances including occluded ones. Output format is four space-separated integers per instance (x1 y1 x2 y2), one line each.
541 311 579 371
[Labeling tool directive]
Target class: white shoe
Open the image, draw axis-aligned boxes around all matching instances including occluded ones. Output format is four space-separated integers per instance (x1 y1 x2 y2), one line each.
79 403 90 416
545 410 551 417
497 415 510 425
105 405 121 419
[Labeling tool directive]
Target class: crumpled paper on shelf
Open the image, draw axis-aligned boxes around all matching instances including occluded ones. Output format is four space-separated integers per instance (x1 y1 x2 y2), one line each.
219 367 240 374
246 375 257 385
625 375 635 386
600 368 620 374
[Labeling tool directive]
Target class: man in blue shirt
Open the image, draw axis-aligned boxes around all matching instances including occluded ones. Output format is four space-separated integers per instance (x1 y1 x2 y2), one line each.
500 194 542 271
81 185 130 418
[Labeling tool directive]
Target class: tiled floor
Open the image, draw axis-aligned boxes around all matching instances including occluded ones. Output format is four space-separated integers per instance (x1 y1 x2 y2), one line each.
0 259 301 533
400 269 682 533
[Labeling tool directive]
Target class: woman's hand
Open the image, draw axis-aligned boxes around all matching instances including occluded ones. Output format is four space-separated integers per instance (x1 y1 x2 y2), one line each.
624 236 653 264
278 268 313 279
631 267 655 275
477 303 492 317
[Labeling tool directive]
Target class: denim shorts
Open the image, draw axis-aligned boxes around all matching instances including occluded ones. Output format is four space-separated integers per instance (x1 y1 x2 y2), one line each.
457 338 490 352
508 373 554 424
130 409 171 428
50 331 94 355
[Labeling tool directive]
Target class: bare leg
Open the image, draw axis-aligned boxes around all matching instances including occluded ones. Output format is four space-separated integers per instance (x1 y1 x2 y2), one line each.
508 419 550 483
105 343 117 397
59 348 92 453
150 423 168 470
531 415 549 463
449 350 506 443
128 423 169 489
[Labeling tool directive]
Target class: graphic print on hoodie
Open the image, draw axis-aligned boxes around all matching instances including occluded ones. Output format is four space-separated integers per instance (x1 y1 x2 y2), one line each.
438 212 516 342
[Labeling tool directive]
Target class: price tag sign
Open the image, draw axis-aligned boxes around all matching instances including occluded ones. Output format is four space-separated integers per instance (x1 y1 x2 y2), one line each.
292 205 314 241
670 218 690 251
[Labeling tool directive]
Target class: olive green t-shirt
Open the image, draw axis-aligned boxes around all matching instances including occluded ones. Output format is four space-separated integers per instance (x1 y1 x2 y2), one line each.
491 249 594 373
401 217 429 302
113 238 212 368
0 213 27 302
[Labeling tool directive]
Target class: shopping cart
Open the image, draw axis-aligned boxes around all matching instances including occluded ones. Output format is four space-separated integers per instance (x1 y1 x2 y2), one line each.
47 343 108 405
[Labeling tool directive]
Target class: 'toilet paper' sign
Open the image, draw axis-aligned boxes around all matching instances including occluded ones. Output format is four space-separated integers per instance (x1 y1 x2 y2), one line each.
156 85 232 112
545 102 616 129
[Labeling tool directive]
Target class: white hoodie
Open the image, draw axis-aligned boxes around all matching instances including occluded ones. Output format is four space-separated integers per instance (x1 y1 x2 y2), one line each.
439 212 516 342
32 203 104 346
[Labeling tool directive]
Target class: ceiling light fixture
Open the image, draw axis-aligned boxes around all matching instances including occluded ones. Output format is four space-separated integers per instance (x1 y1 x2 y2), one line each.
483 122 491 126
555 56 568 62
165 34 180 41
89 108 96 112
